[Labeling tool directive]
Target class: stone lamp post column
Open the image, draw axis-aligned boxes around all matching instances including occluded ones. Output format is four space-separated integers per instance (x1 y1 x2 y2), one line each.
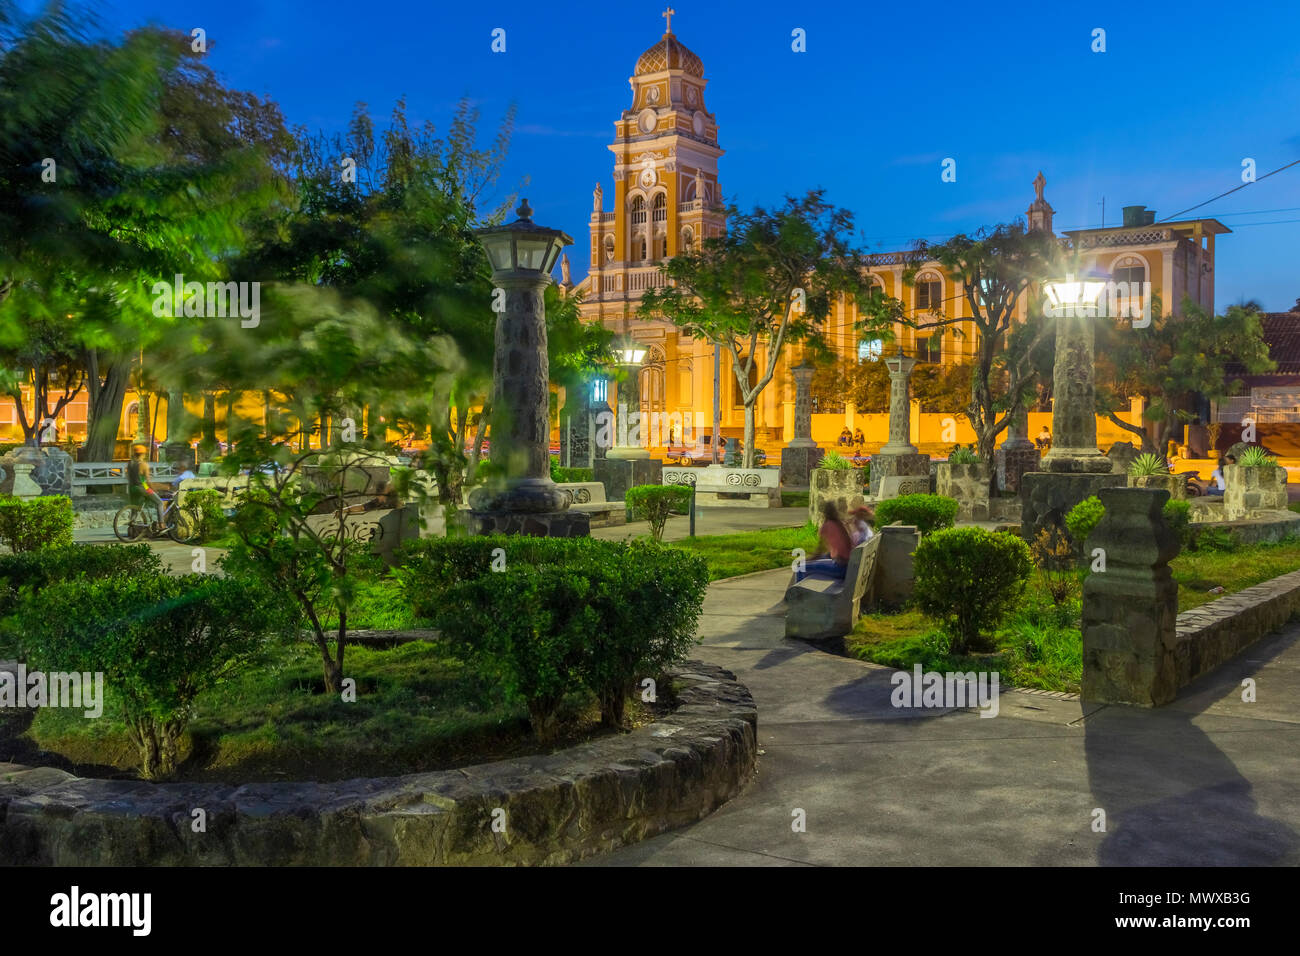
881 349 918 454
869 348 930 497
780 359 822 488
1041 271 1112 474
607 340 649 460
469 200 586 536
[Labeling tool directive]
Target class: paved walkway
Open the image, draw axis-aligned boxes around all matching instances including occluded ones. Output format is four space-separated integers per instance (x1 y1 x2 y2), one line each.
582 568 1300 866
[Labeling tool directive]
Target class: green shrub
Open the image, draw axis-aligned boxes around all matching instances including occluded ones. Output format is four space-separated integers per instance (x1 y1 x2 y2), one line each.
1129 453 1168 477
820 450 853 470
913 527 1032 653
874 494 958 534
1238 445 1276 469
177 488 228 542
1163 498 1192 550
549 456 594 484
0 543 163 624
626 484 692 541
1065 496 1105 545
1067 495 1192 552
400 536 707 733
948 447 979 465
0 495 73 552
16 573 279 779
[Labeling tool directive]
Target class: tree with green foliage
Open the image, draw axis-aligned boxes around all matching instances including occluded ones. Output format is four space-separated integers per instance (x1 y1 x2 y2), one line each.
1095 299 1274 453
642 190 894 468
0 7 289 457
912 223 1059 473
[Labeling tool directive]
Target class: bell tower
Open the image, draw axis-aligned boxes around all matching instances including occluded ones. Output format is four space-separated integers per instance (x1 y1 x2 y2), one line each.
588 11 724 300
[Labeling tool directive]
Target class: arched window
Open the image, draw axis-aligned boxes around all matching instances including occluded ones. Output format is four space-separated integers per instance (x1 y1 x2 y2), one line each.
603 235 615 262
1112 255 1146 288
916 272 943 312
682 227 694 252
651 193 667 223
630 196 647 225
684 178 697 202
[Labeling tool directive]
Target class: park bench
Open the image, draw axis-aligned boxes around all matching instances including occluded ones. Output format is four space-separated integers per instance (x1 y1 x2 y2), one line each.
784 537 878 642
303 505 420 564
662 464 780 508
555 481 626 527
71 460 179 495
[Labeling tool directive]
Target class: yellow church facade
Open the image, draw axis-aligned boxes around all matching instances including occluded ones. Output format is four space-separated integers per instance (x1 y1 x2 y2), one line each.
571 19 1228 456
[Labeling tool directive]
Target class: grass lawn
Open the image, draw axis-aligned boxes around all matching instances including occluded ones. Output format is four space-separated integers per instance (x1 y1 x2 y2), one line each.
671 524 820 581
846 537 1300 694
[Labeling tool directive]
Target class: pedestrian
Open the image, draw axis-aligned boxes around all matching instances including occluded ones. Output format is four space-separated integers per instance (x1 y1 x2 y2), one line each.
848 504 875 547
1207 457 1226 496
854 427 865 450
1036 425 1051 452
796 501 853 582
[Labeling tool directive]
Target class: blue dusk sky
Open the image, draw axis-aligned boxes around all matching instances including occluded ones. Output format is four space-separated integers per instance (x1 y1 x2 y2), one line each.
49 0 1300 310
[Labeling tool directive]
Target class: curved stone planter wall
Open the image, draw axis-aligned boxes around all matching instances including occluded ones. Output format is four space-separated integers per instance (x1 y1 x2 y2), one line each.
0 662 755 866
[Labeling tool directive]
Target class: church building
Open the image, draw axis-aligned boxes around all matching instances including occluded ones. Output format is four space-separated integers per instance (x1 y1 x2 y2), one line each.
569 14 1230 455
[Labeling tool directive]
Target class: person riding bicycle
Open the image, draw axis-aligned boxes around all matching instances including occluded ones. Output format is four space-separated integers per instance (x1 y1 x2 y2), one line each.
127 444 166 530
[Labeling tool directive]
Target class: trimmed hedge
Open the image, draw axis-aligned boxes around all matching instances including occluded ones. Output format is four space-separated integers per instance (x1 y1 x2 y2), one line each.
875 493 959 535
625 484 692 541
913 527 1032 653
395 536 708 736
0 494 73 552
15 573 279 779
0 543 164 622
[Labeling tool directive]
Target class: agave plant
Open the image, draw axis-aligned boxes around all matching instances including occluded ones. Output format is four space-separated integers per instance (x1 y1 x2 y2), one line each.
820 450 853 470
1237 446 1276 469
949 447 980 465
1129 453 1169 477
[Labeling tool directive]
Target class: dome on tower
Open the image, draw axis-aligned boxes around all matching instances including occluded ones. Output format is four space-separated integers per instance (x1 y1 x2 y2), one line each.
635 31 704 76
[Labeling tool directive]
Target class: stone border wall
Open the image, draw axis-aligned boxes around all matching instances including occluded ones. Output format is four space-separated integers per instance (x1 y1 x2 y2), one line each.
1172 570 1300 691
0 662 755 866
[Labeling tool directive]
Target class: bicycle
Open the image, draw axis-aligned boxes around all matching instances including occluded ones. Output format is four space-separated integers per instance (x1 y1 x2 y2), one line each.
113 492 201 544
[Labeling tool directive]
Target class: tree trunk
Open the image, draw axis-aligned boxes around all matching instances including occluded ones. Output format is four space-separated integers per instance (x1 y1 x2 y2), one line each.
83 351 132 461
743 401 756 469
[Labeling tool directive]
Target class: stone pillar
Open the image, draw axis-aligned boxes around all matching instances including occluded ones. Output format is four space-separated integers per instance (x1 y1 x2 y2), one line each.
160 390 194 468
1042 313 1109 473
607 363 648 460
560 381 593 469
781 360 822 488
881 351 918 454
468 276 582 535
998 404 1039 493
870 349 930 497
1081 487 1180 706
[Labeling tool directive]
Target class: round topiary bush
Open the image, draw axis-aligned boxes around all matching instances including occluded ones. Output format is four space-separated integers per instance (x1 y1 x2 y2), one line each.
912 526 1032 653
874 493 959 534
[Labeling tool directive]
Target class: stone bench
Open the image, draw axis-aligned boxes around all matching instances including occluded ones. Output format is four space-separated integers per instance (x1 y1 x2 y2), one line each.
555 481 626 527
303 506 420 564
784 537 878 642
663 464 780 508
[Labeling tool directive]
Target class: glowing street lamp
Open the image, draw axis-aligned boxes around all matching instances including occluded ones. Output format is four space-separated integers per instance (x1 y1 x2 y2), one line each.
1041 263 1112 473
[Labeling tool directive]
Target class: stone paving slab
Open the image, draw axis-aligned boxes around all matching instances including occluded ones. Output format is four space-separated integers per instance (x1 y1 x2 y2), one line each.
582 567 1300 867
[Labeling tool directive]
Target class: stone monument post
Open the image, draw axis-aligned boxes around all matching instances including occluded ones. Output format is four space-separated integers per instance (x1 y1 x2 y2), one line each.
869 349 930 497
780 359 823 488
1081 487 1180 706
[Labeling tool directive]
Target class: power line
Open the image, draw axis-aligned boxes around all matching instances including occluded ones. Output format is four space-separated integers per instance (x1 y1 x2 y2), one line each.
1159 158 1300 222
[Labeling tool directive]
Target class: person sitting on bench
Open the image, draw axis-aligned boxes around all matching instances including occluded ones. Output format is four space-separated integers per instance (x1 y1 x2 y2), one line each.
797 501 853 582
